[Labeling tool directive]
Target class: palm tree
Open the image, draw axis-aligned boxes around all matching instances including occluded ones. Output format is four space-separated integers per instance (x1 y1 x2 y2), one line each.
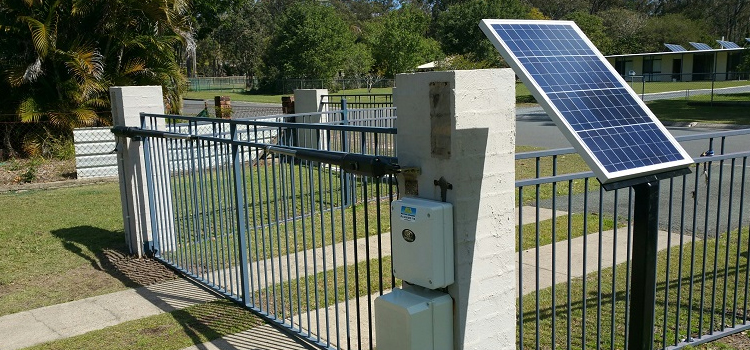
0 0 191 156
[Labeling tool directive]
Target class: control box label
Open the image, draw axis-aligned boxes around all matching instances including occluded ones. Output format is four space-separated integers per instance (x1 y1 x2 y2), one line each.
400 206 417 222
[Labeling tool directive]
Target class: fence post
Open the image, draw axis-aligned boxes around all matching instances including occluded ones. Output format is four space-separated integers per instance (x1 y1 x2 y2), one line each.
341 97 352 206
110 86 166 257
293 89 328 149
231 123 252 306
392 69 517 349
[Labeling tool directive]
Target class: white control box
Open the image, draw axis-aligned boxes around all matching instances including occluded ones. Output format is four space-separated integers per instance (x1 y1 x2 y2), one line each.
391 197 454 289
375 286 453 350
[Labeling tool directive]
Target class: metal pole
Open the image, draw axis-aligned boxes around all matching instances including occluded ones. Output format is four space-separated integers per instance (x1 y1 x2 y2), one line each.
231 123 252 306
628 180 660 350
341 98 352 207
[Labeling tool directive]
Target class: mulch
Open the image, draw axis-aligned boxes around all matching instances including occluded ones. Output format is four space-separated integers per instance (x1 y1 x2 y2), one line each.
103 249 180 286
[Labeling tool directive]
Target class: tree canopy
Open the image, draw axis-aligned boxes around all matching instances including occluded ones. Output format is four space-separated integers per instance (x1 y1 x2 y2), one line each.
2 0 750 131
0 0 191 128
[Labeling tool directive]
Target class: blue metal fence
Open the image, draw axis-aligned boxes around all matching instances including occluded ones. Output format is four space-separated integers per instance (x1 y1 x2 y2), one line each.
117 97 750 349
130 111 398 349
516 128 750 350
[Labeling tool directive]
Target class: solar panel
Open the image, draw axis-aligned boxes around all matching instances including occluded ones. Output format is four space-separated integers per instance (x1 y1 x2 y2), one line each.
479 19 693 185
746 38 750 43
664 43 687 52
716 40 741 49
689 42 713 50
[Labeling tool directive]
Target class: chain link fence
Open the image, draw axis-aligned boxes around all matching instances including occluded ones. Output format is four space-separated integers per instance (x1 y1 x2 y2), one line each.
181 103 284 119
0 119 79 185
625 72 750 103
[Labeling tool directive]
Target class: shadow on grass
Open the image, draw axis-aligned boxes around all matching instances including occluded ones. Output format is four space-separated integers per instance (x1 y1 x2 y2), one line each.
648 94 750 125
50 226 313 349
519 235 750 349
51 226 142 288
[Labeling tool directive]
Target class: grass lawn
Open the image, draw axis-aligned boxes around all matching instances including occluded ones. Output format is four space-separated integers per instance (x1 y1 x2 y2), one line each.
24 299 264 350
517 213 621 251
515 145 598 205
0 183 131 316
647 93 750 125
522 226 750 350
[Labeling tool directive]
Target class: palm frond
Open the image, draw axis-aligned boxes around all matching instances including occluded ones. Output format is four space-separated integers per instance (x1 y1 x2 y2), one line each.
17 98 44 123
18 16 49 57
120 58 146 75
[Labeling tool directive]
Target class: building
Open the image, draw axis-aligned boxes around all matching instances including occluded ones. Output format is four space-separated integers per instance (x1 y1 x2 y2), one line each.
605 40 748 82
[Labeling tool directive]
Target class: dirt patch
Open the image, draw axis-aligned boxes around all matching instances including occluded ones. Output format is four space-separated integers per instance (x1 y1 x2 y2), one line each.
0 249 180 316
103 249 180 286
713 331 750 349
0 158 76 186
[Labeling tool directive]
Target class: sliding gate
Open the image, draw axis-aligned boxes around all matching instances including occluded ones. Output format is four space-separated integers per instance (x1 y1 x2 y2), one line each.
121 111 399 349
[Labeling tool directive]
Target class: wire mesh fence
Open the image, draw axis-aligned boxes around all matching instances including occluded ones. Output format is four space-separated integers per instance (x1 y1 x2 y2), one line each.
181 103 284 119
624 73 750 103
188 76 247 92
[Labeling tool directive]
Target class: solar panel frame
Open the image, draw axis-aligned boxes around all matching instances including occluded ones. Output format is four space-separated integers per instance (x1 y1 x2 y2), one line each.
689 42 713 50
664 43 687 52
479 19 693 185
716 40 741 49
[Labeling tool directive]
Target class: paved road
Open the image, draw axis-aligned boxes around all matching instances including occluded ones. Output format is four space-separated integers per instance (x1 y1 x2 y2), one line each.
516 100 750 237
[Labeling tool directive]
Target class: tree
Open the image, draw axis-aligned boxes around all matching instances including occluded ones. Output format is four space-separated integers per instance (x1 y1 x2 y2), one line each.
264 1 356 82
0 0 190 155
640 13 714 53
526 0 588 19
434 0 529 66
342 43 375 86
564 12 612 54
365 5 443 77
600 8 648 54
210 1 273 84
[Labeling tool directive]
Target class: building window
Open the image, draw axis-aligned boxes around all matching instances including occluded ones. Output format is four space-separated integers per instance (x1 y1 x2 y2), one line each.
643 57 661 81
614 58 633 76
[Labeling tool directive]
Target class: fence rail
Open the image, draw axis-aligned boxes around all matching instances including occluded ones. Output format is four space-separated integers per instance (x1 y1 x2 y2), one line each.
515 128 750 350
131 111 397 349
623 72 750 103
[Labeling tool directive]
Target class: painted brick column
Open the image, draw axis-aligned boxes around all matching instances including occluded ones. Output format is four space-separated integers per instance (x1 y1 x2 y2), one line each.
293 89 328 149
394 69 516 349
110 86 165 257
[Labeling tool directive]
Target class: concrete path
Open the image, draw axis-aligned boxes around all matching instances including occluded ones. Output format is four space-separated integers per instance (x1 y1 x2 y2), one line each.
1 205 664 350
517 227 696 295
0 279 220 350
180 324 310 350
516 206 565 226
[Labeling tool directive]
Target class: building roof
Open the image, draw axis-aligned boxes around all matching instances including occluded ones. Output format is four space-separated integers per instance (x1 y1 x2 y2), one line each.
605 47 746 59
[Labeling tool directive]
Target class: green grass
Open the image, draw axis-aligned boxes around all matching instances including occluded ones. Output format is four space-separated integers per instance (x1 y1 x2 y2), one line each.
517 213 621 251
24 299 264 350
0 183 129 316
254 257 395 320
522 226 750 350
515 145 599 205
631 80 750 94
648 93 750 125
25 257 392 350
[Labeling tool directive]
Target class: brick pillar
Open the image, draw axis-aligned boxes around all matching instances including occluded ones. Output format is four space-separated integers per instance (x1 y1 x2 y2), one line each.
393 69 517 349
214 96 231 119
293 89 328 149
110 86 165 257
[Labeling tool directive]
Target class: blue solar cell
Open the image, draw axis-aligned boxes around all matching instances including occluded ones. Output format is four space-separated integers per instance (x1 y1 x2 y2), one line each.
716 40 741 49
480 20 692 184
689 42 713 50
664 43 687 52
